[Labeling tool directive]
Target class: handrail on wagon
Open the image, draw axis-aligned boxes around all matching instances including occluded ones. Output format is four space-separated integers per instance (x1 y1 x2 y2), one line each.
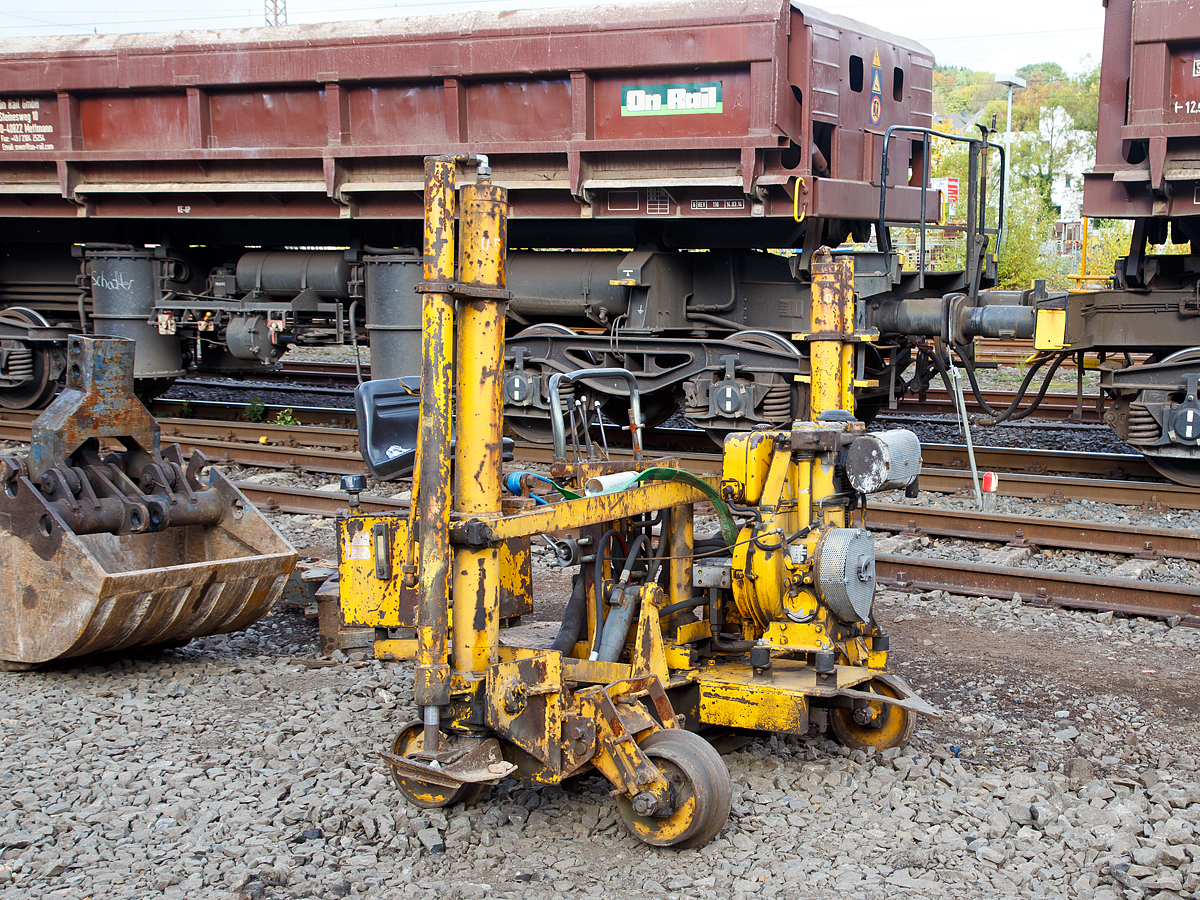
877 126 1006 300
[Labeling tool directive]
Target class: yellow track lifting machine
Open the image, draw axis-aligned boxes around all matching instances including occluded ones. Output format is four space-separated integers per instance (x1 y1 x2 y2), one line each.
337 156 938 847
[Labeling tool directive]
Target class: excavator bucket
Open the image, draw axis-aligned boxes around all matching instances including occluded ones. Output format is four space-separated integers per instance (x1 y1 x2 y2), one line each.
0 336 296 667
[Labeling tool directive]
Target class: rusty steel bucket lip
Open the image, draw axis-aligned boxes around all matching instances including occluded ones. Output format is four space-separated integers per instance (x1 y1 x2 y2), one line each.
1 468 297 667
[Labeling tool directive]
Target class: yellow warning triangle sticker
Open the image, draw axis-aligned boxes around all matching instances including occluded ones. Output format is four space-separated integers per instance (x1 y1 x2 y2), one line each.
872 49 881 67
872 71 882 94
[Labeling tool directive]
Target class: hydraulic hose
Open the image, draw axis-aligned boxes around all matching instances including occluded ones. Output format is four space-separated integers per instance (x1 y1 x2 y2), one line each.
626 467 740 546
708 591 755 653
920 344 1071 425
504 471 581 501
590 529 624 660
644 526 671 587
657 595 707 618
711 632 756 653
618 533 651 583
550 573 587 654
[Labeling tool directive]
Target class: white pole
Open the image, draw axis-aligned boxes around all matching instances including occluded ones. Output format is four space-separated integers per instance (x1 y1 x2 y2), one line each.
1004 83 1013 196
998 76 1024 198
949 364 983 510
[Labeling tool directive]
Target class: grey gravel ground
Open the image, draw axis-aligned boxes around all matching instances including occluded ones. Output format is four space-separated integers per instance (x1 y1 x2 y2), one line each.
3 580 1198 900
4 373 1200 900
3 485 1199 900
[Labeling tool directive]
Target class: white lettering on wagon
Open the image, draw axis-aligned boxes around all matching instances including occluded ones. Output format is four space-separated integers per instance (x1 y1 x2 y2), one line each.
0 99 55 152
91 271 135 292
691 199 746 211
621 83 723 117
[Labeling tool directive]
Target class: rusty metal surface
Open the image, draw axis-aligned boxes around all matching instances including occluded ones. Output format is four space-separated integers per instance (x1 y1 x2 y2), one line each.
579 676 676 800
0 0 933 244
380 735 516 787
451 479 708 544
450 174 509 675
876 555 1200 627
28 337 158 480
485 653 563 770
413 156 458 714
337 511 532 631
0 465 295 664
866 502 1200 561
0 335 296 665
1083 0 1200 217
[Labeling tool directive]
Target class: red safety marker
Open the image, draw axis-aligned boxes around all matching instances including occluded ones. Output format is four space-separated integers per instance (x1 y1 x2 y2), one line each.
981 471 999 493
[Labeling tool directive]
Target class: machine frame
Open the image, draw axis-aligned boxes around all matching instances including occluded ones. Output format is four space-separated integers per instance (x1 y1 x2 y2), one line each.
337 156 936 847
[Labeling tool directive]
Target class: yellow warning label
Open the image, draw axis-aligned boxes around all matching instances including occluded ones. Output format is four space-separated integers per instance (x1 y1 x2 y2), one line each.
872 49 881 68
872 71 882 94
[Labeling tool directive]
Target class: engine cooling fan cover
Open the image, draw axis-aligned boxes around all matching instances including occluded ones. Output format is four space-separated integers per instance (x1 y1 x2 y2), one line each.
845 429 921 494
816 528 876 623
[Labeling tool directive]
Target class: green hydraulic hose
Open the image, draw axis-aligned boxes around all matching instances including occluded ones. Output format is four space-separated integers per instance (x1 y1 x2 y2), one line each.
627 467 739 547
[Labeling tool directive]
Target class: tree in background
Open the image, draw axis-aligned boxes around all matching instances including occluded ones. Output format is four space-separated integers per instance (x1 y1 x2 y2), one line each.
1084 219 1134 281
925 117 1062 289
1008 61 1099 211
997 187 1065 289
928 61 1101 290
933 66 999 118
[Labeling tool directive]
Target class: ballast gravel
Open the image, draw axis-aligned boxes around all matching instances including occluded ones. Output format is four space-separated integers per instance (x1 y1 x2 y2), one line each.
2 551 1199 900
4 385 1200 899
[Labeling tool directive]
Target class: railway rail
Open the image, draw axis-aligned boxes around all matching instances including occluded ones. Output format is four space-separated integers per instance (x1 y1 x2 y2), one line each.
234 482 1200 629
0 410 1179 501
2 407 1193 625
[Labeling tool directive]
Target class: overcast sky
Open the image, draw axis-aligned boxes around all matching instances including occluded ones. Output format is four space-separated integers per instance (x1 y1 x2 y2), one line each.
0 0 1106 76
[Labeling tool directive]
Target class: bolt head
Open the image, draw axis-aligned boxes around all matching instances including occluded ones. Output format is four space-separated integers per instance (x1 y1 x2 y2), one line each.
631 792 658 816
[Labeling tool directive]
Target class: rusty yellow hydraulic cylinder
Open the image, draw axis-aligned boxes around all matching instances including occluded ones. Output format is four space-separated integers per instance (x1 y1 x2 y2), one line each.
809 247 856 523
451 173 509 675
415 156 458 748
840 274 857 415
667 504 693 611
809 247 856 418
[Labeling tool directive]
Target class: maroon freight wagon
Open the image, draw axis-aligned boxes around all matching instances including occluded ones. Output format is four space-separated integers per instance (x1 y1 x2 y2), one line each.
0 1 1018 449
1059 0 1200 484
0 0 933 249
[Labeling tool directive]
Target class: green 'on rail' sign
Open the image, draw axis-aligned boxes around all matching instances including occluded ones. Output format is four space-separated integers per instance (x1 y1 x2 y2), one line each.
621 82 723 116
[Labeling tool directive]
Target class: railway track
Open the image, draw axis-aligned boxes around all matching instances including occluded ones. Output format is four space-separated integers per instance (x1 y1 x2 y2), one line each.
189 358 1108 423
0 410 1183 504
3 407 1195 626
235 482 1200 628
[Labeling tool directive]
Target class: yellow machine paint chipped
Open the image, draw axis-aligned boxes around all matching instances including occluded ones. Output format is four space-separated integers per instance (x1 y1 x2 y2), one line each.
337 156 937 848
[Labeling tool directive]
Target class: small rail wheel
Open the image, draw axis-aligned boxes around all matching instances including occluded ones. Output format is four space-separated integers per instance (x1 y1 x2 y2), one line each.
615 729 732 848
828 679 914 752
386 722 486 810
